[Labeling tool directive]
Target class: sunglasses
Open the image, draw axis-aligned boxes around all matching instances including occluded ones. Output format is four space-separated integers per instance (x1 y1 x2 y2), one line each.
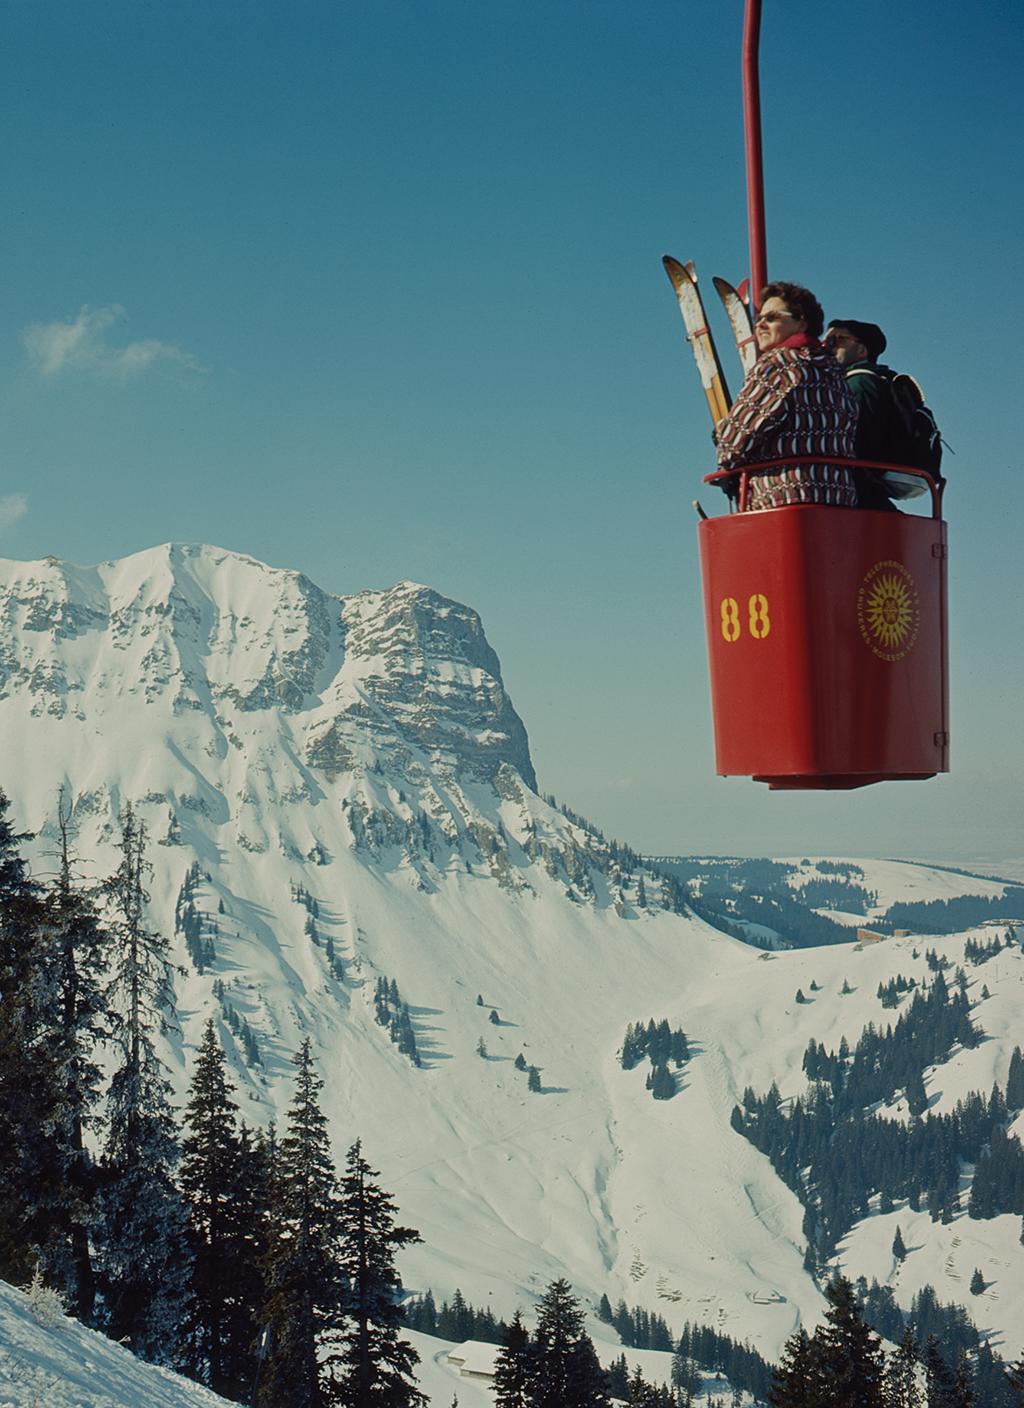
755 310 797 324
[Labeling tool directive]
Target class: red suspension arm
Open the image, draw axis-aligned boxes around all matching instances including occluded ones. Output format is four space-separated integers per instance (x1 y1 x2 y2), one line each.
742 0 768 313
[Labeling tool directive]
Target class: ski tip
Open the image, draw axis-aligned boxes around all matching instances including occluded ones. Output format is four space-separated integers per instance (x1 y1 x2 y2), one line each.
712 275 734 297
684 259 698 281
737 278 751 302
662 254 697 289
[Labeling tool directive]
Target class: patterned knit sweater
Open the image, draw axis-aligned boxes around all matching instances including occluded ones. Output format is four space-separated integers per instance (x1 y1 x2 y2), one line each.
716 335 860 510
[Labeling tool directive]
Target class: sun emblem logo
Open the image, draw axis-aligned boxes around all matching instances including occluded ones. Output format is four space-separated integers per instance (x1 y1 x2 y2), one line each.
857 561 920 661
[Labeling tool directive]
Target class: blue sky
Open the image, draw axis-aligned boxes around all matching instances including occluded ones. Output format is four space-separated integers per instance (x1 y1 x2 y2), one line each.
1 0 1021 861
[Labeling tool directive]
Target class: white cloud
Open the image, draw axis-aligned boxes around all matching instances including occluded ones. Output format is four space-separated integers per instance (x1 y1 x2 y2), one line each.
22 306 201 380
0 494 28 532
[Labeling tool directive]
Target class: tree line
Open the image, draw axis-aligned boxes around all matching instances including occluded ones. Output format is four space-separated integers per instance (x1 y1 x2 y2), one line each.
733 969 1024 1267
0 788 426 1405
768 1273 1024 1407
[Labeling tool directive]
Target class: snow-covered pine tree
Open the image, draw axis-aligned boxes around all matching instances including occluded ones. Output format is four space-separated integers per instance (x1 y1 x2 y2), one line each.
0 788 66 1287
331 1139 427 1407
41 792 108 1321
95 804 190 1364
492 1308 531 1408
526 1278 610 1408
257 1039 343 1408
180 1019 268 1398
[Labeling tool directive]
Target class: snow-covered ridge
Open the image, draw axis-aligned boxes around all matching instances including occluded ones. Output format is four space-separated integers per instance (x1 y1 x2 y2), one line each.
0 543 531 782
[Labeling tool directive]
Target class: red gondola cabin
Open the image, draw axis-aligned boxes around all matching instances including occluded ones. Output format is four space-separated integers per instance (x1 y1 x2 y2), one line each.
698 461 948 789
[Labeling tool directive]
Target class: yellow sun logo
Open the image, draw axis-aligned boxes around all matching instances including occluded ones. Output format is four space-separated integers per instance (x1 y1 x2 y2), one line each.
857 561 920 661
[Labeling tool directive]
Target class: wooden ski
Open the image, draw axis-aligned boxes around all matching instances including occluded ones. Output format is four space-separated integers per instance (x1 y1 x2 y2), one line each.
712 275 757 377
661 255 732 426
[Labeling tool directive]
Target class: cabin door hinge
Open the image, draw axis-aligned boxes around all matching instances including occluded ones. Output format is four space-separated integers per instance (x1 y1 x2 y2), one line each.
931 542 948 559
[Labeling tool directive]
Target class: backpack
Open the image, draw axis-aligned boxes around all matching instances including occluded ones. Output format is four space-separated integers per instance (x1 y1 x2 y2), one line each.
887 371 943 476
846 364 944 481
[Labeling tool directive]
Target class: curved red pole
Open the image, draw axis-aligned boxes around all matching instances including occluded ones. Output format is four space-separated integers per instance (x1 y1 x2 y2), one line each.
742 0 768 312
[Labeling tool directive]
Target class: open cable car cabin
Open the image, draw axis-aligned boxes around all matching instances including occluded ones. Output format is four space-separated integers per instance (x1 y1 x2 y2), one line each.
698 462 948 790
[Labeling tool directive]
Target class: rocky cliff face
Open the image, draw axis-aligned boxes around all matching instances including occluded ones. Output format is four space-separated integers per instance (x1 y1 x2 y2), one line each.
307 579 536 792
0 546 530 779
0 543 665 913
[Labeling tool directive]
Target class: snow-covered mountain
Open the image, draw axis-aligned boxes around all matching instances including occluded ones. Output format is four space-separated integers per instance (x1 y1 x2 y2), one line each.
2 543 1023 1401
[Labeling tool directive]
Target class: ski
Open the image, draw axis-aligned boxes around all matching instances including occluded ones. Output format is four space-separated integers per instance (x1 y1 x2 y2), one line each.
661 255 732 426
712 276 757 377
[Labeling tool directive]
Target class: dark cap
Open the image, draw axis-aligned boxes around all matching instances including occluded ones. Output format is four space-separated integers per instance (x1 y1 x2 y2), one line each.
827 319 887 361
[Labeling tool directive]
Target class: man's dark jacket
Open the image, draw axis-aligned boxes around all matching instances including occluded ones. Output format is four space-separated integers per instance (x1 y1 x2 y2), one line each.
844 360 909 510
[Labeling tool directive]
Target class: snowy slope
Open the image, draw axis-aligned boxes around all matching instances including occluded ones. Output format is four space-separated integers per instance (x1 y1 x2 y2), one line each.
0 1279 232 1408
1 544 1023 1404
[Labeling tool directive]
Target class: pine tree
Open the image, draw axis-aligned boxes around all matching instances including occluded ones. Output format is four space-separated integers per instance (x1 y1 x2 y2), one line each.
1007 1048 1024 1111
923 1336 957 1408
650 1063 676 1100
952 1351 977 1408
812 1274 884 1407
905 1069 929 1118
882 1327 923 1408
492 1308 531 1407
96 805 190 1364
768 1328 821 1406
332 1139 426 1407
528 1067 541 1093
607 1354 630 1400
969 1268 985 1296
180 1020 268 1398
0 791 74 1290
1006 1358 1024 1406
45 794 108 1320
526 1279 610 1408
671 1343 702 1400
257 1040 343 1408
892 1226 907 1262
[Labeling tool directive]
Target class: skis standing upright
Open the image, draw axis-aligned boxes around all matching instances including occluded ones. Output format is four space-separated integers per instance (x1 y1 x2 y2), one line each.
712 276 757 377
661 256 732 427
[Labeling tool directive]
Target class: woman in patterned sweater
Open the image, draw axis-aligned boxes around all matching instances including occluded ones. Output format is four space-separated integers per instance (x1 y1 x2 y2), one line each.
716 281 859 511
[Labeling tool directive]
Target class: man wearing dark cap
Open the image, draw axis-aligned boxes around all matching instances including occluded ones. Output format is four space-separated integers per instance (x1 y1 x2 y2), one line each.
824 319 905 510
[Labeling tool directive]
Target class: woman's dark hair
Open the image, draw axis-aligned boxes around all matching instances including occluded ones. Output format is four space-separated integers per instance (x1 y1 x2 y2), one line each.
759 281 824 338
